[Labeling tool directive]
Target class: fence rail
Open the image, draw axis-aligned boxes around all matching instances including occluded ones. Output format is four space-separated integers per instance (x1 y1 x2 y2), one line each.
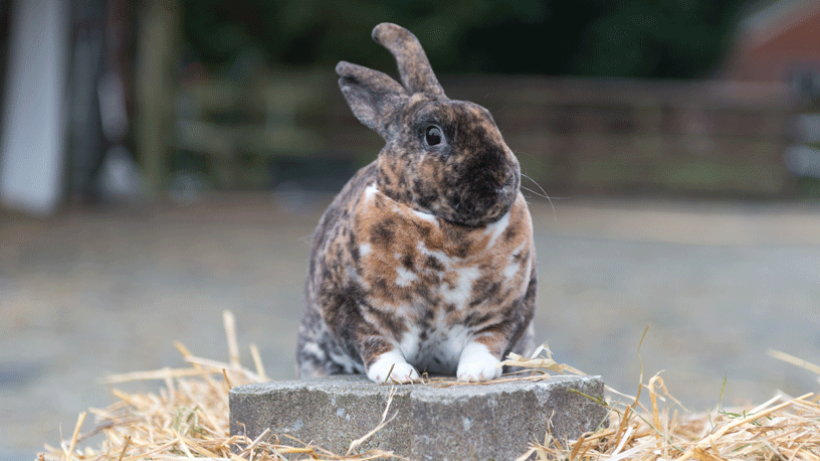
175 74 798 198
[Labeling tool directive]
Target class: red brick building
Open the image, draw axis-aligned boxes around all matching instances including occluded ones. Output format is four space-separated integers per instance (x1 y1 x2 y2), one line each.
724 0 820 89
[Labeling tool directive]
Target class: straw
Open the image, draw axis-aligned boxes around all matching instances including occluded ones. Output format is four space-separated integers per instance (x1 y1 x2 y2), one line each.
39 312 820 461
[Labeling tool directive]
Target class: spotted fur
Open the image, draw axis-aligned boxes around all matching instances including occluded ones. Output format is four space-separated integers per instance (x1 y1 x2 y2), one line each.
296 23 537 383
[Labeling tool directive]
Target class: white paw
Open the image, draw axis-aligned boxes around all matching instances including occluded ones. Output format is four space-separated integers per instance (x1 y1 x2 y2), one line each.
366 350 420 384
457 342 502 382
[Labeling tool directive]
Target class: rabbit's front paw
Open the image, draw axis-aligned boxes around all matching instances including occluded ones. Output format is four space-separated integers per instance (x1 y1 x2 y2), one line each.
457 342 502 382
366 350 420 383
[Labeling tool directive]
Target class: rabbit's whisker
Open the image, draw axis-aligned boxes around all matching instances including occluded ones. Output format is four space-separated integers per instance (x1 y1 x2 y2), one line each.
521 173 556 222
513 150 548 168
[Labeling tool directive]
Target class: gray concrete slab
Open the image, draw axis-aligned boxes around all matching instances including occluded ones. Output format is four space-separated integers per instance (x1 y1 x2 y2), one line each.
230 375 607 461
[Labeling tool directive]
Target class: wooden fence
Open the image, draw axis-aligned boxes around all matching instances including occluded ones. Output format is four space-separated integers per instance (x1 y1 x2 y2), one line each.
174 74 797 198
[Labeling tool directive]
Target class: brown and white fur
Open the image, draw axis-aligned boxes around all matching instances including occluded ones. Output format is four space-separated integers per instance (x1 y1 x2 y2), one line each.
296 23 536 383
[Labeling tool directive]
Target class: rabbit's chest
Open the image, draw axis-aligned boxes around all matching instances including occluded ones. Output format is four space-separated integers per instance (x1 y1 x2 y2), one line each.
350 185 533 369
353 185 531 300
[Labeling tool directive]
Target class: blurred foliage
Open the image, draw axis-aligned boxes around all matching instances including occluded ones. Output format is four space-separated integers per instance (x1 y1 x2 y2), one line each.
182 0 752 78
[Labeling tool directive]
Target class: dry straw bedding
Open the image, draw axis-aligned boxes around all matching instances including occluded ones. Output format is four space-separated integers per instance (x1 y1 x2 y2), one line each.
41 312 820 461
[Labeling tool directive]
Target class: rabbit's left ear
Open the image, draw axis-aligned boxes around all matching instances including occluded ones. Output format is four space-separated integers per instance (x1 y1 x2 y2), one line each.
336 61 408 140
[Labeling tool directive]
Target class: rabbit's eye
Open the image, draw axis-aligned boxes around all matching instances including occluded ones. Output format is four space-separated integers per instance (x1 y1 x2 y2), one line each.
424 126 442 146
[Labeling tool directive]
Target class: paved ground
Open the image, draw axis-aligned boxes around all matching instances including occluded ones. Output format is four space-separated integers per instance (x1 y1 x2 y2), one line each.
2 194 820 460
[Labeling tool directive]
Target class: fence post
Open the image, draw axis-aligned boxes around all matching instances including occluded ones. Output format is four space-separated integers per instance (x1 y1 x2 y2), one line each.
134 0 180 195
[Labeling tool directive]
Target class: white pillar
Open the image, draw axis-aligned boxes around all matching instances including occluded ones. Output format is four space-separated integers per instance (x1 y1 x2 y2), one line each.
0 0 70 215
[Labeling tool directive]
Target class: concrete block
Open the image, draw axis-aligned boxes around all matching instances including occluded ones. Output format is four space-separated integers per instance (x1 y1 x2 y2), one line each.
230 375 607 461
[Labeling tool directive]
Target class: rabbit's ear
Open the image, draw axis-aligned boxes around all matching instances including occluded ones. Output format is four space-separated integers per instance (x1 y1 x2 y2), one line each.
372 23 446 99
336 61 408 140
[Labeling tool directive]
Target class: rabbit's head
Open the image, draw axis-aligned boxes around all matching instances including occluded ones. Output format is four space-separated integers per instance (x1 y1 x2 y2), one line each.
337 23 520 227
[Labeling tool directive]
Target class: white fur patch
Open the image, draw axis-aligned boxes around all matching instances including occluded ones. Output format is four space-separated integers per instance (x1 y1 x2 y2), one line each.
502 260 520 279
302 342 326 360
411 208 439 226
440 266 481 310
440 324 471 366
399 325 421 359
416 241 452 266
328 349 363 374
366 349 419 383
359 243 372 257
395 267 418 286
484 210 511 248
457 341 502 382
503 242 527 280
364 183 379 201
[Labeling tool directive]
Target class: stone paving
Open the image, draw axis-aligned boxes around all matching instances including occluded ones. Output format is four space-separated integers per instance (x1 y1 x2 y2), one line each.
2 195 820 460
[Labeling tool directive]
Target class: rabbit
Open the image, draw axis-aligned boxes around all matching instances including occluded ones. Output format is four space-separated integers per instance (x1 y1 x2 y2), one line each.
296 23 537 383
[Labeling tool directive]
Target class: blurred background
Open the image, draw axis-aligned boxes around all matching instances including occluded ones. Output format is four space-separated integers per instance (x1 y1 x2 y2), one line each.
2 0 820 458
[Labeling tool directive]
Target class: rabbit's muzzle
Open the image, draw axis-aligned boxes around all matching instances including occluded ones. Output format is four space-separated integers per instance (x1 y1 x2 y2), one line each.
451 145 520 226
